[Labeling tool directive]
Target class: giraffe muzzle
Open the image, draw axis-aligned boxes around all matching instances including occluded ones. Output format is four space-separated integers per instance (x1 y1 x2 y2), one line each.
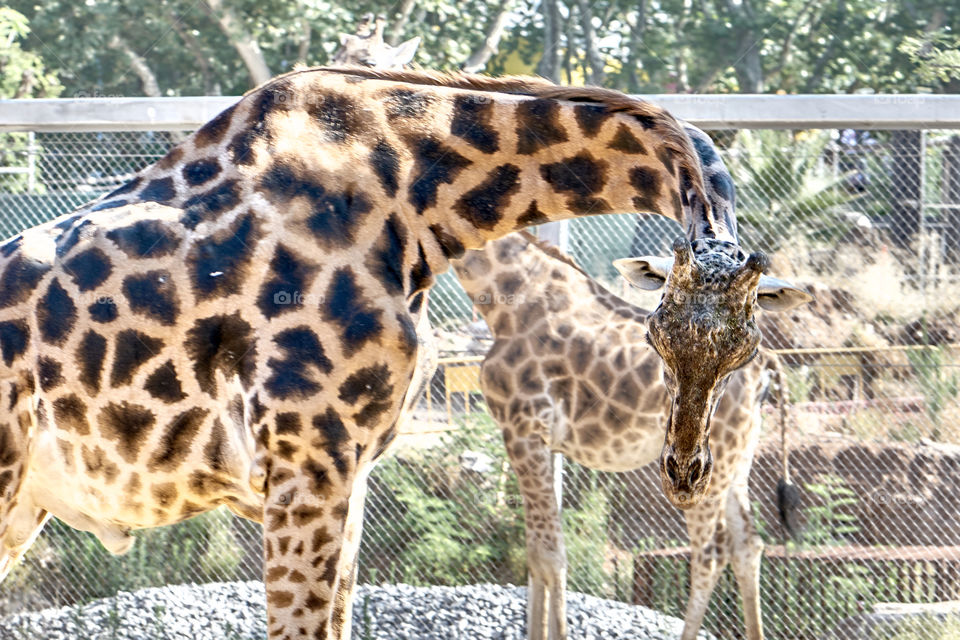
660 445 713 509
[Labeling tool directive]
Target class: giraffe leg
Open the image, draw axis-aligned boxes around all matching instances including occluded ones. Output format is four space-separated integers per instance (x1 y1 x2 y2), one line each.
0 399 45 584
262 455 364 640
726 484 764 640
680 504 729 640
527 576 547 640
330 469 369 639
0 510 49 583
508 432 566 640
547 561 567 640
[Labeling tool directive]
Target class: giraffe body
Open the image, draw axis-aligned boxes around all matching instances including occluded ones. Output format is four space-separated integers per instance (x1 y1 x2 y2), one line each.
453 233 776 640
0 67 746 639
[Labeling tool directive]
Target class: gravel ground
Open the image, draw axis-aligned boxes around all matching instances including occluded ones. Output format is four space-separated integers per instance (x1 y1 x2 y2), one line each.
0 581 711 640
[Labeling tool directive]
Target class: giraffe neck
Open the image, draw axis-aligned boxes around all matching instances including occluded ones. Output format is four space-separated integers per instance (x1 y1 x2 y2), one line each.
452 232 642 337
90 67 720 305
682 125 738 248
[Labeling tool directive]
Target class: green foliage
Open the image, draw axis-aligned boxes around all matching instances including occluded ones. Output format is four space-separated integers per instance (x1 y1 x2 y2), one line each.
0 8 61 194
561 469 612 598
26 508 246 605
800 473 860 547
886 614 960 640
0 8 62 99
360 414 628 596
5 0 960 98
906 339 960 441
731 130 863 250
360 412 526 586
900 31 960 85
784 365 816 404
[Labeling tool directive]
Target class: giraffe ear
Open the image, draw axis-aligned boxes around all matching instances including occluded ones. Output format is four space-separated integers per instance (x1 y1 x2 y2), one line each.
392 36 421 66
613 256 673 291
757 275 814 311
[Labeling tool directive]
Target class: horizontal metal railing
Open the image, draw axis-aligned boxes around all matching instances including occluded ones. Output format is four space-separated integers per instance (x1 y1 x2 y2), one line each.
3 94 960 132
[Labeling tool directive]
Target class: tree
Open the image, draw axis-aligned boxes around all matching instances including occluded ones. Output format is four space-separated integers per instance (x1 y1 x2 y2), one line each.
0 7 62 99
5 0 960 98
203 0 271 86
534 0 561 82
0 8 63 194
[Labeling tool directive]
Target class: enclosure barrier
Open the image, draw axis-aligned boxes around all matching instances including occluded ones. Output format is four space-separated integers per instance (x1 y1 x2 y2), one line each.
2 95 960 640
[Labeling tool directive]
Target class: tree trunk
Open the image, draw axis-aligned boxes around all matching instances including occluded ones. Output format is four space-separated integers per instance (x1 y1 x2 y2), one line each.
108 34 187 144
462 1 513 73
728 0 763 92
674 0 693 92
623 1 646 93
168 13 220 95
388 0 417 46
888 130 923 248
803 36 836 93
733 45 764 92
535 0 561 83
297 19 311 66
576 0 605 85
204 0 271 87
13 70 35 99
108 35 162 97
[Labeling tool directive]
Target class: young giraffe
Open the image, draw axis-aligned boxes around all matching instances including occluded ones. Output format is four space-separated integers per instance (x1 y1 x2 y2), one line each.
453 233 788 640
330 14 421 70
0 67 804 639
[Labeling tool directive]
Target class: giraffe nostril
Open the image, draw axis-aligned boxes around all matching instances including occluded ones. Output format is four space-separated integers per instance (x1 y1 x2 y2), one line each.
687 460 702 486
665 455 679 485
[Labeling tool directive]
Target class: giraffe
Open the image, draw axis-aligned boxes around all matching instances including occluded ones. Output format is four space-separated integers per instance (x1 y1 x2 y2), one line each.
324 23 773 482
330 15 421 70
327 34 804 639
0 66 806 640
452 232 796 640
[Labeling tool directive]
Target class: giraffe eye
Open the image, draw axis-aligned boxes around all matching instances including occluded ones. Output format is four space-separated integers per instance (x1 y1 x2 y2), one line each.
734 349 759 371
662 369 676 388
645 332 661 356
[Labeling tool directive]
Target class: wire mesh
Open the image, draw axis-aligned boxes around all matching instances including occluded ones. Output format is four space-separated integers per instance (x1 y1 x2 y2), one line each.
1 125 959 640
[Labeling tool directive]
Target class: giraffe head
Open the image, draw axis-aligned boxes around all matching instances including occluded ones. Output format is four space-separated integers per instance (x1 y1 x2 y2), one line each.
331 14 421 69
615 238 811 509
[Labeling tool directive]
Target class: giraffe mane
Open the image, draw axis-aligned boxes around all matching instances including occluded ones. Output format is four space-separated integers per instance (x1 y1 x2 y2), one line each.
247 65 709 212
515 231 591 278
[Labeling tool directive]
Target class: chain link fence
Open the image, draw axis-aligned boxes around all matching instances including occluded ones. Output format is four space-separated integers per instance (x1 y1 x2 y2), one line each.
1 112 960 639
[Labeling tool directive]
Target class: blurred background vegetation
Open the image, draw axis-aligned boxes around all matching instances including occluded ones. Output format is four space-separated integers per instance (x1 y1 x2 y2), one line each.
1 0 959 102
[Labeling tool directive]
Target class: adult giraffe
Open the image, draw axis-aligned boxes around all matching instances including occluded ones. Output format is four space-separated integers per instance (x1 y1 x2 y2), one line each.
0 67 807 639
